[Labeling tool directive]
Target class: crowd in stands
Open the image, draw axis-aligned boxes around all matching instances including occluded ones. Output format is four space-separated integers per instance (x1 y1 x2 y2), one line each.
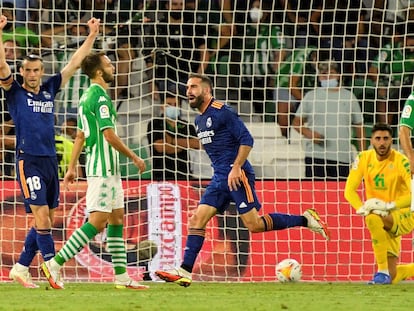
1 0 414 179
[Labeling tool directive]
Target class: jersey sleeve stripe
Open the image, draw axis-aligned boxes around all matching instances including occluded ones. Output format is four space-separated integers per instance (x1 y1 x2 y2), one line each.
211 102 224 109
18 160 30 199
241 169 254 203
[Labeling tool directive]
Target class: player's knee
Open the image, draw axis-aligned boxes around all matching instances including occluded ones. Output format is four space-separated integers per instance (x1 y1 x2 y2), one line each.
365 213 383 230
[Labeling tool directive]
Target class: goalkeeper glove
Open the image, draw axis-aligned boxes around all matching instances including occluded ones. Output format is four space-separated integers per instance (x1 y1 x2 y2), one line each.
371 209 389 217
364 198 396 212
356 205 370 216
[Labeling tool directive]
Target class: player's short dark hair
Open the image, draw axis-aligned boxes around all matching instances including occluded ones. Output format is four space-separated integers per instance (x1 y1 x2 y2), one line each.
21 54 43 69
188 73 213 89
23 54 43 61
81 51 106 78
372 123 393 136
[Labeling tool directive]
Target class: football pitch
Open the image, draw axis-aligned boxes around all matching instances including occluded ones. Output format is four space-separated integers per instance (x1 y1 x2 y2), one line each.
1 282 413 311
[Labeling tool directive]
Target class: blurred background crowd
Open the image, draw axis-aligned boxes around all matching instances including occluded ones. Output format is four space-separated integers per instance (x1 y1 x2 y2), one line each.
1 0 413 179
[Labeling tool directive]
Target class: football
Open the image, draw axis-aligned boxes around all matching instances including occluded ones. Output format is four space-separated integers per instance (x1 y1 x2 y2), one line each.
276 258 302 283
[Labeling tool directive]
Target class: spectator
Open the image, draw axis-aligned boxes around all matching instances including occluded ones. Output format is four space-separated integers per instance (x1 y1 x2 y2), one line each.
240 0 287 116
107 0 151 100
30 0 92 49
3 39 23 74
292 60 365 180
368 23 414 127
28 0 64 49
279 0 321 49
310 0 368 84
274 46 318 139
187 0 235 73
345 123 414 285
143 0 208 98
1 2 40 49
147 91 200 180
61 117 77 140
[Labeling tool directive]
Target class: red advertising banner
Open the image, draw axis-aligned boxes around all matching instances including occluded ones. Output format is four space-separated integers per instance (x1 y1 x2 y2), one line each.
1 180 413 283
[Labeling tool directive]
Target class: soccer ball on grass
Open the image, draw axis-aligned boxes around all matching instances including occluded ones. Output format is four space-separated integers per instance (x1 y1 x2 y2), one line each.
276 258 302 283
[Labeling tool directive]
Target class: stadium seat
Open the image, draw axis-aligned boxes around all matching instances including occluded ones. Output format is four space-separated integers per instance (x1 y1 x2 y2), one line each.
245 122 304 179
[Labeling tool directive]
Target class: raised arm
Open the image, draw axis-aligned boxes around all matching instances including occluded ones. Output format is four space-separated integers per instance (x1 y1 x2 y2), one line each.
60 18 100 87
0 15 12 88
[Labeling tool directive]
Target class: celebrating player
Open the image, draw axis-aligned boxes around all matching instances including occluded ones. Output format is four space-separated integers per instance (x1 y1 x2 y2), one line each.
40 52 148 290
0 15 100 288
155 73 330 287
345 123 414 284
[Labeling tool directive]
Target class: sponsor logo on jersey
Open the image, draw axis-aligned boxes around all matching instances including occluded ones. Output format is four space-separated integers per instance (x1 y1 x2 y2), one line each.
402 105 412 119
98 96 107 103
197 129 214 145
42 91 52 99
99 105 110 118
351 156 360 170
27 99 53 113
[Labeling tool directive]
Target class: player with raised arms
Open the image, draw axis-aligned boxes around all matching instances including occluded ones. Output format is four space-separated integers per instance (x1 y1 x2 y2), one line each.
0 15 100 288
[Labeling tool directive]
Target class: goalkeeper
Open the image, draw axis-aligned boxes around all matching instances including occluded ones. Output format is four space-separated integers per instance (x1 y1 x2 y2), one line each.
344 123 414 285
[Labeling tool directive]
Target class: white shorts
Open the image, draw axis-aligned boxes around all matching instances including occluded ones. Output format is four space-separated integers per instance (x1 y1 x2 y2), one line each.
85 175 124 213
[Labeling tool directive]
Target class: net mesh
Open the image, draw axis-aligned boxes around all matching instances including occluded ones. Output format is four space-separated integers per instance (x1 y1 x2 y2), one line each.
1 0 414 283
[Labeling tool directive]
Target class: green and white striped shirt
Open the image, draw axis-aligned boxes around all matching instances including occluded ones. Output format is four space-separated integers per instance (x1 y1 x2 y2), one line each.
56 50 90 110
78 83 119 177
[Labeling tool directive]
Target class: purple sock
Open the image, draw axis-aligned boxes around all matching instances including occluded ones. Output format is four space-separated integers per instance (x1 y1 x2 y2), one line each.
18 227 39 267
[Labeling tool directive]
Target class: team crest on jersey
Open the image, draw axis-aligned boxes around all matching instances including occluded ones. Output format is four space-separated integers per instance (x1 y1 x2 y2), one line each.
99 105 110 118
351 156 360 170
42 91 51 99
402 105 412 119
206 117 212 128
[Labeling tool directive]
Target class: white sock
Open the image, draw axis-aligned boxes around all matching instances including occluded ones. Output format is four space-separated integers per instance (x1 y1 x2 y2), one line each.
15 262 29 272
49 258 61 271
115 272 129 282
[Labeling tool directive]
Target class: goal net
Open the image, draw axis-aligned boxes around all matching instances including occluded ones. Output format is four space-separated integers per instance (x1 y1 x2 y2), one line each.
1 0 414 284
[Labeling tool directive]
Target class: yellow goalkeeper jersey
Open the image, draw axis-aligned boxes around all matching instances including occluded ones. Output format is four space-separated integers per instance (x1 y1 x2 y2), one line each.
344 149 411 210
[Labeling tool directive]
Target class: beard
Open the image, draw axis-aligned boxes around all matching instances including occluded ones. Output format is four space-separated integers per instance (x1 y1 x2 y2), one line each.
102 70 114 84
189 94 204 109
373 144 391 157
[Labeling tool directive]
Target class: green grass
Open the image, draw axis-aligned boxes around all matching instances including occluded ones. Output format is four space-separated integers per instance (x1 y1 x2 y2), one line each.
1 282 414 311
